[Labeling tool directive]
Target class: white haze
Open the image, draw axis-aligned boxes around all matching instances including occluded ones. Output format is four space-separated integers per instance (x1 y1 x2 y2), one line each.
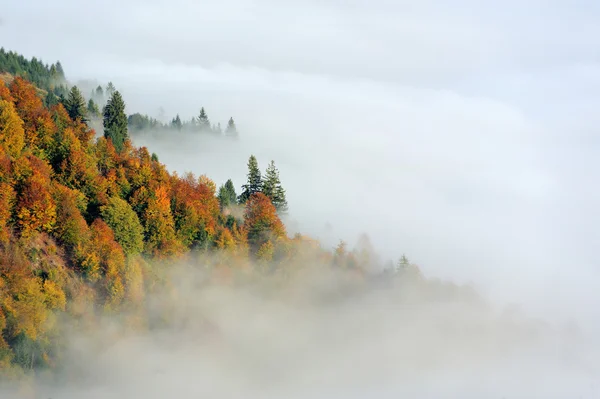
2 0 600 396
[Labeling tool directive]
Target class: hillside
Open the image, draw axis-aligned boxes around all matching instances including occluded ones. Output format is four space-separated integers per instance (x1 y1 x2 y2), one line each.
0 55 465 381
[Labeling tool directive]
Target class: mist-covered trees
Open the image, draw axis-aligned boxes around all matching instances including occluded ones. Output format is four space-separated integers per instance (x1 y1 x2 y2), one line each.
226 117 238 137
238 155 262 204
64 86 87 122
198 107 210 132
103 90 128 152
0 48 66 92
87 98 100 118
262 160 288 213
237 156 288 213
218 179 238 208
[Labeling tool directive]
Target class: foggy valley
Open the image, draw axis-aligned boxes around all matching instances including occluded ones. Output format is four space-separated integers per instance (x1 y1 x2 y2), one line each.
1 0 600 397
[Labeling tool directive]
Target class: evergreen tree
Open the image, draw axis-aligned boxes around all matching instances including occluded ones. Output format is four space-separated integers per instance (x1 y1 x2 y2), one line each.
226 117 238 137
64 85 87 122
55 61 65 80
238 155 262 204
171 114 182 130
106 81 116 97
94 85 105 106
262 160 288 213
218 179 238 208
87 99 100 118
198 107 210 132
103 90 129 152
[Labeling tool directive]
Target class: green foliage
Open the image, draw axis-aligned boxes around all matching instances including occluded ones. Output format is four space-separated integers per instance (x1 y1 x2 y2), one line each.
262 160 288 213
0 48 66 93
87 98 100 118
198 107 210 132
238 155 262 204
103 90 128 152
63 86 87 123
171 114 182 131
128 112 162 132
218 179 237 208
100 197 145 255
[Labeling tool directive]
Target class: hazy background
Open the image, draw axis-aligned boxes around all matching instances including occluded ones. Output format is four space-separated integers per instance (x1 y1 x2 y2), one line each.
2 0 600 325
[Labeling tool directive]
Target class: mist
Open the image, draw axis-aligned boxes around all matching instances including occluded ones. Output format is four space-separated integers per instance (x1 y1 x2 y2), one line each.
2 0 600 396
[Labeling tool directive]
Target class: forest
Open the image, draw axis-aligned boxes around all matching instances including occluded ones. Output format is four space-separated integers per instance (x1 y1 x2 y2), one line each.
0 49 472 383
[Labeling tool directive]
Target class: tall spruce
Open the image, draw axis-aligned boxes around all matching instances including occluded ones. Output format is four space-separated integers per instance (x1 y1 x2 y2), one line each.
262 160 288 213
218 179 238 208
103 90 128 152
87 98 100 118
198 107 210 132
226 117 238 137
64 85 87 122
238 155 262 204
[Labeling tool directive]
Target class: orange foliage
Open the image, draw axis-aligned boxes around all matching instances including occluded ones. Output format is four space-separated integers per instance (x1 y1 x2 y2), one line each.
243 192 287 254
15 162 56 239
9 77 49 148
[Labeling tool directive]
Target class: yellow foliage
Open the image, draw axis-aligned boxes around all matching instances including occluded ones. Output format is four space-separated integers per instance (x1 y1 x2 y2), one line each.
42 280 66 311
0 99 25 158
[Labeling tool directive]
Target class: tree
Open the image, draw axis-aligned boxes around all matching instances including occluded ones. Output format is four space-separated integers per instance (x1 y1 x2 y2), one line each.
171 114 182 131
262 160 288 213
106 82 116 98
226 117 238 137
87 98 100 118
64 86 87 123
217 179 237 208
100 196 144 255
94 85 104 104
198 107 210 132
243 192 286 254
238 155 262 204
103 91 128 152
0 99 25 158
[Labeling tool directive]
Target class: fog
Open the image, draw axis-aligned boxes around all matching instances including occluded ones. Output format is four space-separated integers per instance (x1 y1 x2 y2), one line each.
3 260 600 399
2 0 600 396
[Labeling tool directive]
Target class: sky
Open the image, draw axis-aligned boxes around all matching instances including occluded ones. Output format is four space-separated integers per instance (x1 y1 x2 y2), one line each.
2 0 600 324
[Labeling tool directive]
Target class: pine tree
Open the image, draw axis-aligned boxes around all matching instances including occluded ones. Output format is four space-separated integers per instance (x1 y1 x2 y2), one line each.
238 155 262 204
171 114 182 130
87 98 100 118
218 179 238 208
94 85 104 105
106 82 116 98
262 160 288 213
55 61 65 80
198 107 210 132
226 117 238 137
103 90 129 152
64 85 87 122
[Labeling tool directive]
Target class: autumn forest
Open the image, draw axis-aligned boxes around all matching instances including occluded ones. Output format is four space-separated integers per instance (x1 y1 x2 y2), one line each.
0 48 469 385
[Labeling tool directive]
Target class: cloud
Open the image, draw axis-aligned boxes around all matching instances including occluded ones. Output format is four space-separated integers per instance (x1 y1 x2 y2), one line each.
1 0 600 361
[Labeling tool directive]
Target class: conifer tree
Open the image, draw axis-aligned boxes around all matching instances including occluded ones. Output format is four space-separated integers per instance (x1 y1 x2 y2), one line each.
87 98 100 118
171 114 182 130
226 117 238 137
106 82 116 98
218 179 238 208
64 85 87 122
103 90 128 152
238 155 262 204
198 107 210 132
262 160 288 213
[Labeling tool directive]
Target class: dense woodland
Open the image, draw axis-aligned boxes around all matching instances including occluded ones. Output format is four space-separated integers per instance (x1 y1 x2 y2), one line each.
0 50 450 381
